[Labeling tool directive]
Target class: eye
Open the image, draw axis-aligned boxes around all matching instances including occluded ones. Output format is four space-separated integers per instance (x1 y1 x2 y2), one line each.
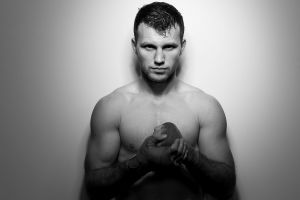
142 45 155 50
163 45 177 50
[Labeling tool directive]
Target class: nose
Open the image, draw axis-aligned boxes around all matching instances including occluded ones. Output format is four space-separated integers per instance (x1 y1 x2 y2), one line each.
154 49 165 66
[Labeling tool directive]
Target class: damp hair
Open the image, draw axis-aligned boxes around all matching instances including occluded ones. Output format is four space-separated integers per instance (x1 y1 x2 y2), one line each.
133 2 184 42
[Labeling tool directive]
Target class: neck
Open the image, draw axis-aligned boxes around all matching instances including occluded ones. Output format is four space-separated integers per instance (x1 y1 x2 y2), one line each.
138 74 179 97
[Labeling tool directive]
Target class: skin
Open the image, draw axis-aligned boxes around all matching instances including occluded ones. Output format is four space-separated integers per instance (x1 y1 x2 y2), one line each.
133 23 185 84
85 23 235 200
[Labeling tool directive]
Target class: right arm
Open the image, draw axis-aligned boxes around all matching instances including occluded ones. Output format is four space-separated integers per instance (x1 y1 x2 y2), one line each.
84 93 169 200
84 94 148 200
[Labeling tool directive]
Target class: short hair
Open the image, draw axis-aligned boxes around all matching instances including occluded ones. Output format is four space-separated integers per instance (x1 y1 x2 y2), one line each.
133 2 184 42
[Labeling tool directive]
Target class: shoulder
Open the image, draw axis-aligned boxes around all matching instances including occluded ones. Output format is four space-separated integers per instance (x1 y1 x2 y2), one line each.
179 82 226 126
91 86 132 130
91 82 139 125
177 81 213 105
93 81 137 113
93 91 125 117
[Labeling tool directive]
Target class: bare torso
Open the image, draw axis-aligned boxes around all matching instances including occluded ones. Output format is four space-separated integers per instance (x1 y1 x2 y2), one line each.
114 81 207 200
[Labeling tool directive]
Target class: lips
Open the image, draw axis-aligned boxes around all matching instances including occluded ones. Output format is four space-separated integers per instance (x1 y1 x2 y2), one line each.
150 67 168 73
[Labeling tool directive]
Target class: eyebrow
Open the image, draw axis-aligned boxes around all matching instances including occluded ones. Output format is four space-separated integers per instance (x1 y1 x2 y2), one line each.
140 42 153 46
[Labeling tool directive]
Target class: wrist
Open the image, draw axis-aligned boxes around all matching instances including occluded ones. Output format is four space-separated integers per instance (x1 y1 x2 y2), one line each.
127 155 151 172
184 146 199 165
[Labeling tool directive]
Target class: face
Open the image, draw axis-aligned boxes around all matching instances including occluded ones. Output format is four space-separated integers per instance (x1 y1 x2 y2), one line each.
132 23 185 82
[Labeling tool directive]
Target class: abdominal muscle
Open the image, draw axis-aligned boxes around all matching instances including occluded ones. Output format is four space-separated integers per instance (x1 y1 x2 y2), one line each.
117 167 203 200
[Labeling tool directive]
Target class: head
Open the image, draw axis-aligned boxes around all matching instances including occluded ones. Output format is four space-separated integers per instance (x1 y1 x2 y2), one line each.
133 2 185 43
132 2 186 82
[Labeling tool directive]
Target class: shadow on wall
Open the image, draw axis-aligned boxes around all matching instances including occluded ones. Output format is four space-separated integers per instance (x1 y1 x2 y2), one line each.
79 129 90 200
232 188 241 200
227 128 241 200
79 182 89 200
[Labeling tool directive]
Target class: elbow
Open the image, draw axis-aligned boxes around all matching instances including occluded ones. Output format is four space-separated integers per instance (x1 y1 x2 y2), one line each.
222 174 236 199
85 171 97 196
213 169 236 199
84 171 105 199
203 165 236 199
84 170 115 200
85 171 96 190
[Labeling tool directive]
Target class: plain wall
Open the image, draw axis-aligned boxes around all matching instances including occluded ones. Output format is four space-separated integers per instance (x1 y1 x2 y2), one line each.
1 0 300 199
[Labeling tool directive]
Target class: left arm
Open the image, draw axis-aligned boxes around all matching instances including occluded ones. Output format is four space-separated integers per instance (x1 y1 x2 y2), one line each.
170 97 236 199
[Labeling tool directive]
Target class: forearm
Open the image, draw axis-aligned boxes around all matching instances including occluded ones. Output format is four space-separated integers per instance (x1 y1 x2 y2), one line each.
85 156 149 200
184 149 236 199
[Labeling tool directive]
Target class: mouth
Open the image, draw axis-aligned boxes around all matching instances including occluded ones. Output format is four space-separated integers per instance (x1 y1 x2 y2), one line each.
150 67 168 73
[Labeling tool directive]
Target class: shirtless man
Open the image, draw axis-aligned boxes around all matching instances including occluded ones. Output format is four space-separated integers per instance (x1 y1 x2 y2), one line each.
84 2 236 200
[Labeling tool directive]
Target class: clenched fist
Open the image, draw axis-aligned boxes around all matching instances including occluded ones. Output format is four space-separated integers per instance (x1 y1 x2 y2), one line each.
153 122 182 146
136 134 172 168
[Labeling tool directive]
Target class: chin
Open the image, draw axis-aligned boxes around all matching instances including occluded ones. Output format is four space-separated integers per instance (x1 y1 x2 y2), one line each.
147 73 174 83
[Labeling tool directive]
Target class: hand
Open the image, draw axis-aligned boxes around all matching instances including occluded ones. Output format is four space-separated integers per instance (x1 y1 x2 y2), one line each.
153 122 182 146
170 138 194 166
136 134 172 168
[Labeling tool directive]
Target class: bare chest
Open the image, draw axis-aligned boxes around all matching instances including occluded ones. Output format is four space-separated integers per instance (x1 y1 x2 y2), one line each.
118 96 199 161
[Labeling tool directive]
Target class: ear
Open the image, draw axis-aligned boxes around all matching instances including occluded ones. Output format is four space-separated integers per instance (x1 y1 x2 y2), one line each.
131 38 137 55
180 39 186 55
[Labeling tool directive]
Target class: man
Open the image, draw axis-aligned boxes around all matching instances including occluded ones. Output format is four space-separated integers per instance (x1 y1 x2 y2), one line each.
84 2 236 200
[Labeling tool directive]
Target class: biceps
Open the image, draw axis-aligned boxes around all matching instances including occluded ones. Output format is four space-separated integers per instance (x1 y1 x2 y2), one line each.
85 129 120 170
198 127 234 166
